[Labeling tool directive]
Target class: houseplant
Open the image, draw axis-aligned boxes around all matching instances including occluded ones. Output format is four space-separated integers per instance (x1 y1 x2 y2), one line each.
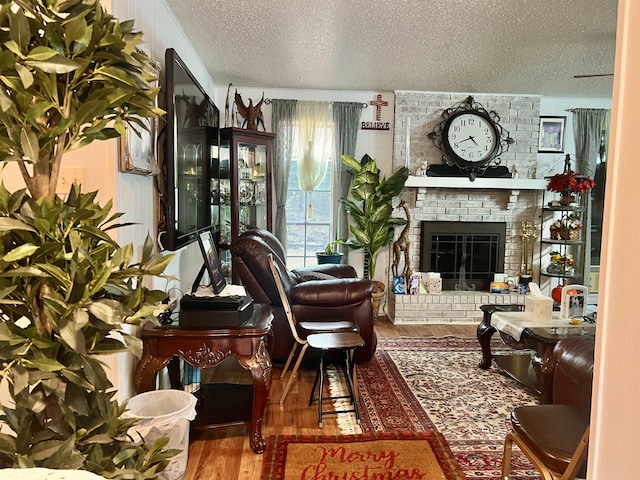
0 1 174 477
546 156 595 205
338 154 409 309
315 241 343 264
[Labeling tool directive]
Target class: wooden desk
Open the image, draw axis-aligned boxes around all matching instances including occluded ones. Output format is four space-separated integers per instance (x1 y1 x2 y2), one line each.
135 303 273 454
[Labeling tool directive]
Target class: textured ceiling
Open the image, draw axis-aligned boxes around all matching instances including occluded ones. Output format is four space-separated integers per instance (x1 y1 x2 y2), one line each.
165 0 617 98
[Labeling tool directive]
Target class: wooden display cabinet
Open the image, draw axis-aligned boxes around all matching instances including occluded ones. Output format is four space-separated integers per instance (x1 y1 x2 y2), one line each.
218 128 275 283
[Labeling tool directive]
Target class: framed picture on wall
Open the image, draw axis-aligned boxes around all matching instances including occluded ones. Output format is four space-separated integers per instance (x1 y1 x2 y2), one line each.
118 57 160 175
538 116 566 153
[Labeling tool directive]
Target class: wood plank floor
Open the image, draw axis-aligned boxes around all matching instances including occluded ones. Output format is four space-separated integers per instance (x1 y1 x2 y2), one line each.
182 319 477 480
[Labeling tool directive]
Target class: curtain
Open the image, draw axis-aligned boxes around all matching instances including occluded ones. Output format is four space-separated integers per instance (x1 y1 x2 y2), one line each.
333 102 365 262
271 99 297 246
572 108 611 285
295 101 334 218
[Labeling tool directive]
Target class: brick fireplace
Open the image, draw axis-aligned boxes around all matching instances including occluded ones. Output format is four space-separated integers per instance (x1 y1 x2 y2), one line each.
387 91 544 324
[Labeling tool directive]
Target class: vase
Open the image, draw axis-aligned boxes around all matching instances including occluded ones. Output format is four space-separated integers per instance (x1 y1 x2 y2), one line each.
559 192 577 205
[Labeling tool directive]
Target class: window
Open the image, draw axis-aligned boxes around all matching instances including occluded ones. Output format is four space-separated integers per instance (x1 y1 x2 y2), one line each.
286 158 333 269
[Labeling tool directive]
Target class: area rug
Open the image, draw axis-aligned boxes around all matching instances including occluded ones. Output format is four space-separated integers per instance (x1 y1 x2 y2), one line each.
352 337 542 480
260 432 466 480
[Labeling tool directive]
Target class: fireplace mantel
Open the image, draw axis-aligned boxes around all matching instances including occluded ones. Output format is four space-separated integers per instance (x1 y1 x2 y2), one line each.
405 176 548 190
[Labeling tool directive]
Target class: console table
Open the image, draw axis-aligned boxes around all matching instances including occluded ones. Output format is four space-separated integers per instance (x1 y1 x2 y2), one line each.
135 303 273 454
477 304 595 403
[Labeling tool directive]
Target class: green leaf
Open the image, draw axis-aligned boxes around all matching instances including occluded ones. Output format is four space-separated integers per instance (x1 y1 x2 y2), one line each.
25 47 59 62
22 358 65 372
20 128 39 162
60 318 86 354
0 87 13 112
15 63 33 89
2 243 38 262
0 217 37 233
88 299 124 325
25 56 79 74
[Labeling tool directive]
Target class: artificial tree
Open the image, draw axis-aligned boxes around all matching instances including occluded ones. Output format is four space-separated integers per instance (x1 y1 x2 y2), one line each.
338 154 409 282
0 1 174 476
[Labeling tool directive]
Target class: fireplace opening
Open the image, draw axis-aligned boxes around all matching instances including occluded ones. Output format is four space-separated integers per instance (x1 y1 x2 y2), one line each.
419 222 506 291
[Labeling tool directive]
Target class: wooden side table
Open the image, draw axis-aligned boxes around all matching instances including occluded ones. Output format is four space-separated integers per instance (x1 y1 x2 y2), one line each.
135 303 273 454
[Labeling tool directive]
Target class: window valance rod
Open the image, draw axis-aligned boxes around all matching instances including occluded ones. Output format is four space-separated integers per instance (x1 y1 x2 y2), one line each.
264 97 368 109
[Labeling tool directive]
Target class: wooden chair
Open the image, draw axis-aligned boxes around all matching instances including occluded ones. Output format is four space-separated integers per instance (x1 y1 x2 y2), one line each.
267 254 362 412
501 404 590 480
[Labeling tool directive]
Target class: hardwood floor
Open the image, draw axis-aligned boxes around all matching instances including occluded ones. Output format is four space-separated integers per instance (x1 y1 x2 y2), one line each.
182 318 477 480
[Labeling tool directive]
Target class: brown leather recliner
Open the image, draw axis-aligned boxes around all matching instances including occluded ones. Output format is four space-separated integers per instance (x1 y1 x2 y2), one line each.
231 229 376 363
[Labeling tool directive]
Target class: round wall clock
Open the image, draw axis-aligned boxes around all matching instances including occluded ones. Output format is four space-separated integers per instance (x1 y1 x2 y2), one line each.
428 96 514 180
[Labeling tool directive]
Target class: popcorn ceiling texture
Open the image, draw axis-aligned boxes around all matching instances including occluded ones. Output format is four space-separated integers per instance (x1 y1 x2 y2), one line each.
164 0 615 97
390 91 541 324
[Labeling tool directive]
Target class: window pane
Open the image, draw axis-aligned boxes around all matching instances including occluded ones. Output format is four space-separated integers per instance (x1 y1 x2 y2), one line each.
307 191 331 223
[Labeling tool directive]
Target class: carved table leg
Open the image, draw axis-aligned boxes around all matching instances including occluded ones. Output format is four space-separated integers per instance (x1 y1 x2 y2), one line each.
135 353 173 393
531 342 556 404
477 308 497 369
238 340 272 454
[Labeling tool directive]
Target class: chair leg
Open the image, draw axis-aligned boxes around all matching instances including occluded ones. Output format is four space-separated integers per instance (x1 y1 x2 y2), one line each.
343 348 360 424
560 425 590 480
280 343 299 380
501 432 515 480
308 358 320 407
280 343 309 404
317 353 325 428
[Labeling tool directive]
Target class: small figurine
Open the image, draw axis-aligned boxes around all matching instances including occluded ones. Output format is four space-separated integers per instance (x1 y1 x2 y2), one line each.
414 160 428 176
235 90 266 130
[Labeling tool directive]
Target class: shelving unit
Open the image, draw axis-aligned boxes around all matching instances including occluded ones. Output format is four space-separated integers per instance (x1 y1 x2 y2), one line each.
538 192 586 297
218 128 275 283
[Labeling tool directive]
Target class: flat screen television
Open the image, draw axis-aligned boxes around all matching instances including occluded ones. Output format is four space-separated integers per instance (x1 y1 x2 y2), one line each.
160 48 220 251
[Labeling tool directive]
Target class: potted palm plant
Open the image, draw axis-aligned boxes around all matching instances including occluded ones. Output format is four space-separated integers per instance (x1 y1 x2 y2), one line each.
338 154 409 313
0 1 175 476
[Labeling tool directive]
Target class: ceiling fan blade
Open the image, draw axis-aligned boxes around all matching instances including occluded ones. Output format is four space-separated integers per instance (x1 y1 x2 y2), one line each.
573 73 614 78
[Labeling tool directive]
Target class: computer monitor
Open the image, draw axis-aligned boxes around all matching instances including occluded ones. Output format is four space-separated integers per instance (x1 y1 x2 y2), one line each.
195 229 227 294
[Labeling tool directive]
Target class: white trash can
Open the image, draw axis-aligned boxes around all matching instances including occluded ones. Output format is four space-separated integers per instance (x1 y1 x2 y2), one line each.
125 390 198 480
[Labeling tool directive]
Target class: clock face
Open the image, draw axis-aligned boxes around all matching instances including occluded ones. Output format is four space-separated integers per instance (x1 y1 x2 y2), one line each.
443 112 499 165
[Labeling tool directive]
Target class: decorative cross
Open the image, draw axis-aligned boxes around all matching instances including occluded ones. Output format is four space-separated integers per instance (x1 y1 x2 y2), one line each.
369 94 388 121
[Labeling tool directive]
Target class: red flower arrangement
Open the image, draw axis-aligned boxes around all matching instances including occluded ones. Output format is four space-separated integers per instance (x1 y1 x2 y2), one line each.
547 172 596 194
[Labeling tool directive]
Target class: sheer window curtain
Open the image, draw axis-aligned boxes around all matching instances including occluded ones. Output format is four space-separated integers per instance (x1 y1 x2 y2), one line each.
333 102 365 264
271 99 297 246
296 101 334 219
572 108 611 286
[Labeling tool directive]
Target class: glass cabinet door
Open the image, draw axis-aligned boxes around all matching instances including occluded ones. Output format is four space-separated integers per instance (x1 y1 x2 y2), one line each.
218 128 275 283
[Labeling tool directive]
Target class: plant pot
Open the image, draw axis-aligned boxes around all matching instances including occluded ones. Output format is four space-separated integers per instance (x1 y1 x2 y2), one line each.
316 252 343 264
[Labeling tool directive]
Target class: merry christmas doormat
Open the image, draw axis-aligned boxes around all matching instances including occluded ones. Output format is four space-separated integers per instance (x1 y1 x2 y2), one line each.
260 432 465 480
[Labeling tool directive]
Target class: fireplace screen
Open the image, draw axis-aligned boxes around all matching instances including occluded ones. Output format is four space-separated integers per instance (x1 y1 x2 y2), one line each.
419 222 506 291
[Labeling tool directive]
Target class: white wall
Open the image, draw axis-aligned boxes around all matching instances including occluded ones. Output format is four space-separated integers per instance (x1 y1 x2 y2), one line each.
589 1 640 476
537 97 612 178
109 0 220 400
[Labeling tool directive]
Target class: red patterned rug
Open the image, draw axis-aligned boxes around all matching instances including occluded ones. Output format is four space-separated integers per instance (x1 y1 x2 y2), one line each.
260 432 466 480
352 337 542 480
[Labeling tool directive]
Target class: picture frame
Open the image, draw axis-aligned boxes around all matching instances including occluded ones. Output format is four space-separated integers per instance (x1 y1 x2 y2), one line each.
196 229 227 294
538 116 566 153
118 58 161 175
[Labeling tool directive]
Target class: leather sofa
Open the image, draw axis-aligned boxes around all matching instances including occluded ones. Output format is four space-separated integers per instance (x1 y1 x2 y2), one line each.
552 336 595 409
231 229 376 363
